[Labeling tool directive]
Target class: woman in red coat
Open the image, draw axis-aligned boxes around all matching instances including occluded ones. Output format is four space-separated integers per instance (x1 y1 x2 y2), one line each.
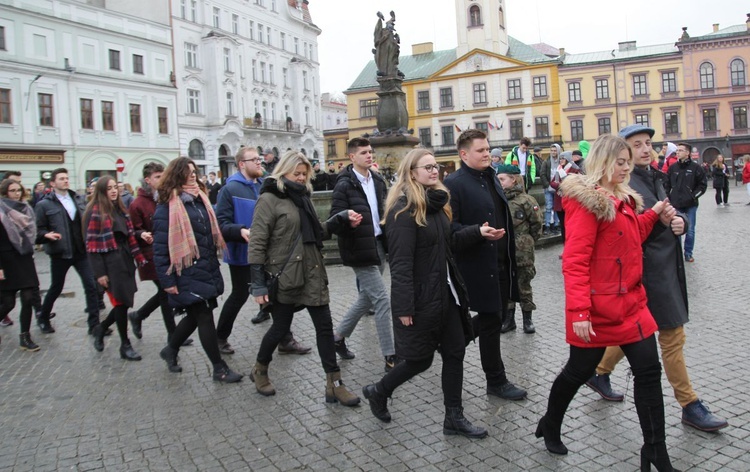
535 135 680 472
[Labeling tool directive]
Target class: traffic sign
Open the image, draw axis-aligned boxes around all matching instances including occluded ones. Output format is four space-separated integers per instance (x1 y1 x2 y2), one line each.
116 158 125 172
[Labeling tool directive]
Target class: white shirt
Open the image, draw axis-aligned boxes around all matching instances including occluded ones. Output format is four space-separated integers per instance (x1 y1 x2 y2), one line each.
353 168 382 237
517 150 528 176
56 191 76 220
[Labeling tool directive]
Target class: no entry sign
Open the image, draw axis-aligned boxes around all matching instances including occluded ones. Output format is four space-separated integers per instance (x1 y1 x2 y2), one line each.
116 158 125 172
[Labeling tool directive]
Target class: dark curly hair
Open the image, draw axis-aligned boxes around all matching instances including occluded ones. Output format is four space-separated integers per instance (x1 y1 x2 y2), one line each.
157 157 200 204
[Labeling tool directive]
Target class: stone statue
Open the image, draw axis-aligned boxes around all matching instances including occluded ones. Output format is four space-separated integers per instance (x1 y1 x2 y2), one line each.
372 11 403 78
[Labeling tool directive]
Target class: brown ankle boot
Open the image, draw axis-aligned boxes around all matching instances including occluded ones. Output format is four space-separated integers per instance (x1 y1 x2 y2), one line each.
250 361 275 396
325 371 360 406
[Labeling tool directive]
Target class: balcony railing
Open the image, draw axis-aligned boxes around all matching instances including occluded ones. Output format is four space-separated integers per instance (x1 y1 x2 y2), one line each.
243 117 301 133
431 136 563 156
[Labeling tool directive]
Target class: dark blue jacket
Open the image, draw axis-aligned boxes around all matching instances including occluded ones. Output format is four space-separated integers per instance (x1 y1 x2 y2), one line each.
215 172 261 266
153 193 224 308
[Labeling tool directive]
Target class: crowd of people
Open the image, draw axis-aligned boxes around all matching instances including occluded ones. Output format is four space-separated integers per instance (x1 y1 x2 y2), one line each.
0 124 739 470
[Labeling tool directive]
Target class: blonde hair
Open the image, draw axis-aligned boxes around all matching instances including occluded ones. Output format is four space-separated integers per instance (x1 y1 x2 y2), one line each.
582 134 641 202
712 154 725 170
382 148 451 227
272 150 313 193
743 154 750 164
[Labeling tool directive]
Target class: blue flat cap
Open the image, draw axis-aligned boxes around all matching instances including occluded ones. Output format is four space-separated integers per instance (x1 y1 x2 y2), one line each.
619 124 655 139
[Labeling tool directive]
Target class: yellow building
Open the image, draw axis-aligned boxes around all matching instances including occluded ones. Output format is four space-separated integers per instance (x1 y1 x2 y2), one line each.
345 0 562 173
322 127 348 169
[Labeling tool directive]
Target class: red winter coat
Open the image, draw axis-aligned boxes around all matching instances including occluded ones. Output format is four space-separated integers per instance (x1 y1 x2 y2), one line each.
742 162 750 185
559 175 659 348
129 187 157 281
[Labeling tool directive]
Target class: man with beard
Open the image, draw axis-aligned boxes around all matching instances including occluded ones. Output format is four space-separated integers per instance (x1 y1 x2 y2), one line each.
215 147 310 354
585 124 727 433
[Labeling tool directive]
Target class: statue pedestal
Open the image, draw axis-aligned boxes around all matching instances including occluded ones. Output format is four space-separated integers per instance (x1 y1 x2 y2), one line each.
370 134 421 182
376 77 409 133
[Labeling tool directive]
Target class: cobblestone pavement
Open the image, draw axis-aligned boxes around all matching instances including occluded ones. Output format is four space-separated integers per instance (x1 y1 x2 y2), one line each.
1 197 748 471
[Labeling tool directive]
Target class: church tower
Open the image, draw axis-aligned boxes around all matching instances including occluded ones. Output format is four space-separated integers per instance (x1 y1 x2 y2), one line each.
455 0 509 57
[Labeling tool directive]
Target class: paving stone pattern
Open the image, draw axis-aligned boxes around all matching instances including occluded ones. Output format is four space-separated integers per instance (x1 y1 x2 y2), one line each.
0 200 748 471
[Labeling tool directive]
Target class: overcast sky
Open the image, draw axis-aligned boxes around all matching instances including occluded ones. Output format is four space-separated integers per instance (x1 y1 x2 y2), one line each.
313 0 748 95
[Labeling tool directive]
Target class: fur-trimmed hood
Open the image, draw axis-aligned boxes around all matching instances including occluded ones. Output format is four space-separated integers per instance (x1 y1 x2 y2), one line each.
559 174 643 222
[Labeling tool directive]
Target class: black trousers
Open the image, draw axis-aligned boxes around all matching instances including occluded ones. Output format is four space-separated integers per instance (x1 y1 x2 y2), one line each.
257 302 338 373
42 255 100 328
216 264 251 340
545 335 665 445
555 210 566 242
378 302 465 408
169 301 222 365
471 273 510 386
100 304 129 344
715 187 729 205
135 281 176 334
1 288 34 333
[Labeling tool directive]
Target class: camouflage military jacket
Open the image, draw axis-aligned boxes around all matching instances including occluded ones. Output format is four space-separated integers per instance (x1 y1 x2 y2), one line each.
504 185 542 267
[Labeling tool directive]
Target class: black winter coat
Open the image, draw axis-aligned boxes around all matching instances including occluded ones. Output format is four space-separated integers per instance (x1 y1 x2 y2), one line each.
329 164 387 267
386 193 480 360
34 190 87 259
665 159 707 209
711 165 729 189
153 193 224 308
444 165 519 312
630 166 689 329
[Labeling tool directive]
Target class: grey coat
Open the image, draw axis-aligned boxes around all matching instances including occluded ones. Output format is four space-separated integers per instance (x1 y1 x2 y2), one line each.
630 165 689 329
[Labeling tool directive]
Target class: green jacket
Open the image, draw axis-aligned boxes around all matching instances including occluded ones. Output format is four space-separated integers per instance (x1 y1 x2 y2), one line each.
504 184 542 267
505 146 537 190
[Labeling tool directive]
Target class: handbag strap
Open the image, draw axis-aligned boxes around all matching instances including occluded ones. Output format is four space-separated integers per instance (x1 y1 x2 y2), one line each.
273 231 302 278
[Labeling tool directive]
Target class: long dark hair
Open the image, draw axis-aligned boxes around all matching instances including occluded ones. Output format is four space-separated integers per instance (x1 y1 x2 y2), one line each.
84 175 124 225
157 157 198 204
0 179 25 200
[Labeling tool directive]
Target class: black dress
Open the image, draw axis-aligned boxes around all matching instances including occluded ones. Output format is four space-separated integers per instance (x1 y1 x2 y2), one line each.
0 222 39 291
87 212 138 307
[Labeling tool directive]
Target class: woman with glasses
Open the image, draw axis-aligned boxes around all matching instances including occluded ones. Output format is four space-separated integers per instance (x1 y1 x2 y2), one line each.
361 149 504 438
0 179 41 350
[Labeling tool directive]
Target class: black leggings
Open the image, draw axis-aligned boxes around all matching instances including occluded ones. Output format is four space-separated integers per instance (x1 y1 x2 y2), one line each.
555 211 566 242
715 187 729 205
169 302 222 364
135 281 176 334
257 302 338 373
1 288 35 333
100 304 129 344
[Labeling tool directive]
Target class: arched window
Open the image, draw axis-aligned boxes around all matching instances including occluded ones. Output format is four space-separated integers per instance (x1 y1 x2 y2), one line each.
188 139 205 160
218 144 230 160
313 150 319 161
731 59 746 87
498 6 505 29
300 148 307 156
469 5 482 27
699 62 715 89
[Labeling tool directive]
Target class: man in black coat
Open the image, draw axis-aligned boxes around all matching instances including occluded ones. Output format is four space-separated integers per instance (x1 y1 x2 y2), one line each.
444 129 527 400
328 137 396 372
665 143 707 263
585 124 727 433
35 168 101 334
206 172 222 205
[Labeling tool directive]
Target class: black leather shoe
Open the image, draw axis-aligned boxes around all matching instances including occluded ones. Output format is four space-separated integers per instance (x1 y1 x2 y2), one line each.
251 309 271 324
444 406 488 439
159 345 182 373
119 343 142 361
128 311 142 339
92 325 105 352
585 374 624 402
38 320 55 334
362 384 391 422
334 338 355 359
535 416 568 455
487 381 527 400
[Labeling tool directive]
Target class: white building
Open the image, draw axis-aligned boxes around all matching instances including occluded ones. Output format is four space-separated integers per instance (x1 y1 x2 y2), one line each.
171 0 323 179
321 92 347 131
0 0 179 191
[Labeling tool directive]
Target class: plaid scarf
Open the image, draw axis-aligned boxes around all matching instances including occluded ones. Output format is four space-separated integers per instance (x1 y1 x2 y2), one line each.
85 205 145 265
0 198 36 255
167 186 225 276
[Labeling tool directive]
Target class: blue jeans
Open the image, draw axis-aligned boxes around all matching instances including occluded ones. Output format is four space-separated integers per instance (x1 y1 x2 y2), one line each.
544 189 559 226
679 205 697 258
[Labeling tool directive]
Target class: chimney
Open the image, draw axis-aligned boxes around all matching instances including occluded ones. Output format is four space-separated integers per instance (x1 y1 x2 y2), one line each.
713 23 719 32
412 42 434 55
618 41 636 52
558 47 565 57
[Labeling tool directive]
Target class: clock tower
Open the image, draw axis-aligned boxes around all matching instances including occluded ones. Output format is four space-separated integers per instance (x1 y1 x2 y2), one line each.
456 0 509 57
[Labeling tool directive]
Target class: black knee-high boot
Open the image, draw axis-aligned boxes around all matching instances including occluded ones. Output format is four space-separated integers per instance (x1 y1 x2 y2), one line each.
633 362 678 472
536 370 581 455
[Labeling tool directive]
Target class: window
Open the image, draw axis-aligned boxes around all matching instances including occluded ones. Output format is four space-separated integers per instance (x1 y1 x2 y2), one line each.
294 37 299 55
598 117 611 136
439 87 453 108
473 83 487 105
129 104 141 133
0 88 10 124
633 74 648 96
733 106 748 130
223 48 232 72
510 119 523 140
661 71 676 93
109 49 121 70
232 14 238 34
80 99 93 129
267 27 272 45
102 101 114 130
664 112 679 134
359 99 377 118
282 67 288 87
702 109 717 132
269 64 275 84
271 0 277 11
535 117 549 138
731 59 746 87
634 113 649 127
507 79 522 100
187 89 201 114
38 93 53 126
180 0 186 19
568 82 581 102
260 62 266 83
188 139 204 160
249 21 254 40
533 76 547 97
469 5 482 26
475 122 489 134
0 26 5 51
185 43 198 68
699 63 714 89
271 102 276 121
417 91 430 111
570 120 584 141
157 107 168 134
595 79 609 99
189 0 196 21
226 92 234 116
418 127 431 147
441 125 454 146
258 24 264 43
280 32 285 50
304 106 310 126
213 7 220 28
252 60 257 81
302 70 308 90
327 140 336 156
132 54 144 74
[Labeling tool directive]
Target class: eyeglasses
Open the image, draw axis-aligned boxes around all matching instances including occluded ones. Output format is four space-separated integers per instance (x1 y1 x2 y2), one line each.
414 164 443 173
242 158 262 163
8 188 22 193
